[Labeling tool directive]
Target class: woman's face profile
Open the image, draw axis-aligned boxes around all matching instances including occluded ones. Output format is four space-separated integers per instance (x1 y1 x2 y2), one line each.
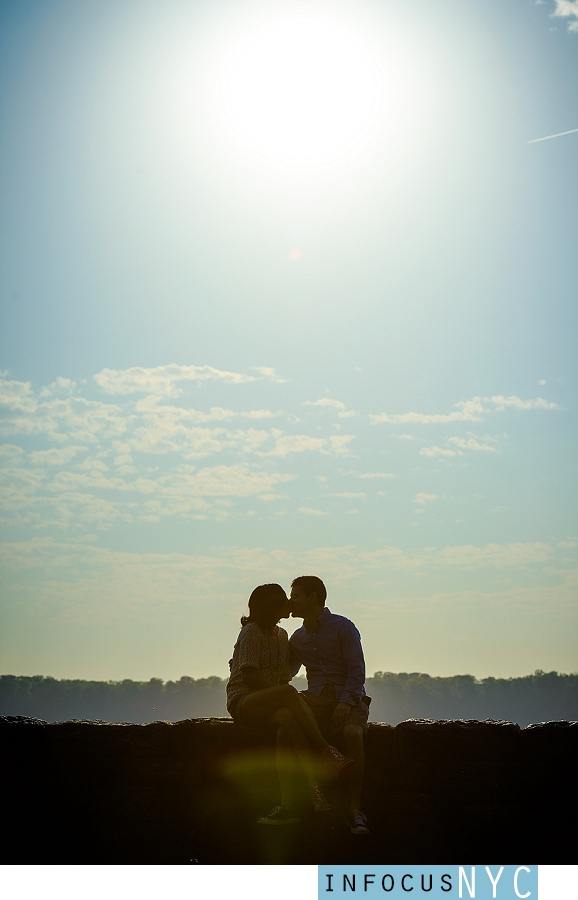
276 594 291 620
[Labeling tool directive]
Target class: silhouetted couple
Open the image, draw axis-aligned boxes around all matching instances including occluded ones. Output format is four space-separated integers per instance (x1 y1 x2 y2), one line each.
226 576 369 835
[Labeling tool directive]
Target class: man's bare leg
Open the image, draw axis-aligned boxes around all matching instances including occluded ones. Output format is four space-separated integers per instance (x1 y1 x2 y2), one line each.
276 721 297 810
342 723 365 813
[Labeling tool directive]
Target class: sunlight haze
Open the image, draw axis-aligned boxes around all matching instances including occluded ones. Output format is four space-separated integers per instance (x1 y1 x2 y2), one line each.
0 0 576 684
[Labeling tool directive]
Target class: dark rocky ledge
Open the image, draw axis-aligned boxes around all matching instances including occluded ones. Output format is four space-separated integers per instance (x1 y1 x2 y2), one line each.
1 715 576 864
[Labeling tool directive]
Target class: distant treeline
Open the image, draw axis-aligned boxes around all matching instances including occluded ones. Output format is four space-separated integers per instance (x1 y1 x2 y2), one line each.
368 670 578 726
1 670 577 726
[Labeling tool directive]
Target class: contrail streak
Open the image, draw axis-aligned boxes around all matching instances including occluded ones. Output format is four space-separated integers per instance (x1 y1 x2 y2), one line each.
527 127 578 144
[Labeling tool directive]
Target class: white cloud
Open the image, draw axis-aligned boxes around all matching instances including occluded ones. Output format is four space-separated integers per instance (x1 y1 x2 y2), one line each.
0 374 36 412
0 467 45 510
432 542 553 569
0 444 24 465
133 394 236 421
241 409 279 419
34 463 294 525
329 435 355 454
94 363 268 396
130 423 228 457
331 492 366 499
260 432 354 457
29 446 86 466
357 540 557 571
51 398 128 443
370 397 484 424
46 468 125 494
452 398 490 416
370 394 558 425
420 434 499 457
371 410 480 425
262 433 327 457
39 377 76 398
297 506 328 516
304 398 346 409
0 365 562 539
0 396 127 443
447 435 498 452
250 366 286 382
413 493 438 505
224 428 271 455
419 446 456 458
160 464 294 499
2 540 568 628
552 0 578 32
488 395 558 411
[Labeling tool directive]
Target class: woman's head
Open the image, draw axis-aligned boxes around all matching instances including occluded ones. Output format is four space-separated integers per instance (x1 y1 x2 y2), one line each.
241 583 290 628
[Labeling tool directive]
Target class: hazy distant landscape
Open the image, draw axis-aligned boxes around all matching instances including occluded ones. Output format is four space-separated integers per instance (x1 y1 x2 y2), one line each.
2 670 576 727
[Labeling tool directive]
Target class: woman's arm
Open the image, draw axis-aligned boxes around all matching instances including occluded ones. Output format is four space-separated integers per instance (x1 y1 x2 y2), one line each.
241 665 275 691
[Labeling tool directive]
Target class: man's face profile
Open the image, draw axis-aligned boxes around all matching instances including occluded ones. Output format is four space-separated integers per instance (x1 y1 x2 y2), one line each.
290 584 317 618
289 584 306 617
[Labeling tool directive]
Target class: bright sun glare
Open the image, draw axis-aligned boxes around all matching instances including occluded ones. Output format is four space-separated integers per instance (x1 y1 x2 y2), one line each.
221 16 382 164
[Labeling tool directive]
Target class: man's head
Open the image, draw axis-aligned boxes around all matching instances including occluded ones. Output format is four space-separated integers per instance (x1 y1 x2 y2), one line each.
290 575 326 619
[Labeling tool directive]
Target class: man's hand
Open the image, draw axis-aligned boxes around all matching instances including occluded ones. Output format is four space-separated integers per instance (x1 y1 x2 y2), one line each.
331 702 350 730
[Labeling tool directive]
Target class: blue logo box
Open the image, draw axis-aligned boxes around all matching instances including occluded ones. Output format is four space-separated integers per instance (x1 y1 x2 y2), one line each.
318 866 537 899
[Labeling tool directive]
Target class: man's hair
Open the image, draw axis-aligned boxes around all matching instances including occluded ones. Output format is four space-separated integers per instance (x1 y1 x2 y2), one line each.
291 575 327 604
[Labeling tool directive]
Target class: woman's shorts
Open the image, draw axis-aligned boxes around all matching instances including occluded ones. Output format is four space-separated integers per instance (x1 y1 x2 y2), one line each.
228 693 250 723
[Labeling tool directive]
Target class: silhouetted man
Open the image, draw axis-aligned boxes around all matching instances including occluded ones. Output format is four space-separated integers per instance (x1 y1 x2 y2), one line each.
287 575 370 834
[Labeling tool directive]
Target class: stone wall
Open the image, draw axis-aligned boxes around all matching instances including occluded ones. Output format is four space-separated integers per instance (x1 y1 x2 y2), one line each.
2 716 575 864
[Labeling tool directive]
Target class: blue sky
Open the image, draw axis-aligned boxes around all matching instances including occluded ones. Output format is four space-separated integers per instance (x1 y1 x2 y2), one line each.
1 0 577 681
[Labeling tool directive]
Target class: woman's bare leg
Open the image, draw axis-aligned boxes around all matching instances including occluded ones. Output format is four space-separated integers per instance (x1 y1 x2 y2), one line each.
240 684 329 753
275 722 297 809
273 708 319 792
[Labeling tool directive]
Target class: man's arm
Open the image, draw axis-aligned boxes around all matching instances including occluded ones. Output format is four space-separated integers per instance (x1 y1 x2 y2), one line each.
331 621 366 728
337 621 365 706
288 639 302 679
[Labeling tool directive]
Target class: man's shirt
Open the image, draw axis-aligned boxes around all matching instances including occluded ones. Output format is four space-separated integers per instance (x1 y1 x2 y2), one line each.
289 607 366 706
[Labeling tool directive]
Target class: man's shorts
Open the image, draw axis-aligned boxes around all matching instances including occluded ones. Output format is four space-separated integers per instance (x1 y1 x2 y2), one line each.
300 684 370 737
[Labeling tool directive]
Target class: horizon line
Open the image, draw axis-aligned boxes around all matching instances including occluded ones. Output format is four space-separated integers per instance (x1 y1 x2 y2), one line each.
2 669 575 682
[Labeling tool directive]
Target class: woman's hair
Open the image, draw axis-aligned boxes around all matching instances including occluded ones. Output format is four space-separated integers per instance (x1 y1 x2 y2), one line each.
241 583 287 628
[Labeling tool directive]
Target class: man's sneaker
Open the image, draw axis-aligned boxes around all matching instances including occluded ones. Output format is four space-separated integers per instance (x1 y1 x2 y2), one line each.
322 745 354 776
346 809 369 835
256 805 300 825
309 783 331 813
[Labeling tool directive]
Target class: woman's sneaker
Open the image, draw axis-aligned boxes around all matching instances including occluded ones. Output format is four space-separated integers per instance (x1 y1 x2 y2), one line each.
257 805 300 825
308 783 331 813
345 809 369 835
322 745 354 776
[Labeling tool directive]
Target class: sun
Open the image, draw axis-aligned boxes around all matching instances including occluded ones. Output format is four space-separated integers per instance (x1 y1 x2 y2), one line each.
220 16 382 165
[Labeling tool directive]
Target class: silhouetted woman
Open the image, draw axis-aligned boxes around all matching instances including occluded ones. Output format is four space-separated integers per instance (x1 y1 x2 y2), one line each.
226 583 352 823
